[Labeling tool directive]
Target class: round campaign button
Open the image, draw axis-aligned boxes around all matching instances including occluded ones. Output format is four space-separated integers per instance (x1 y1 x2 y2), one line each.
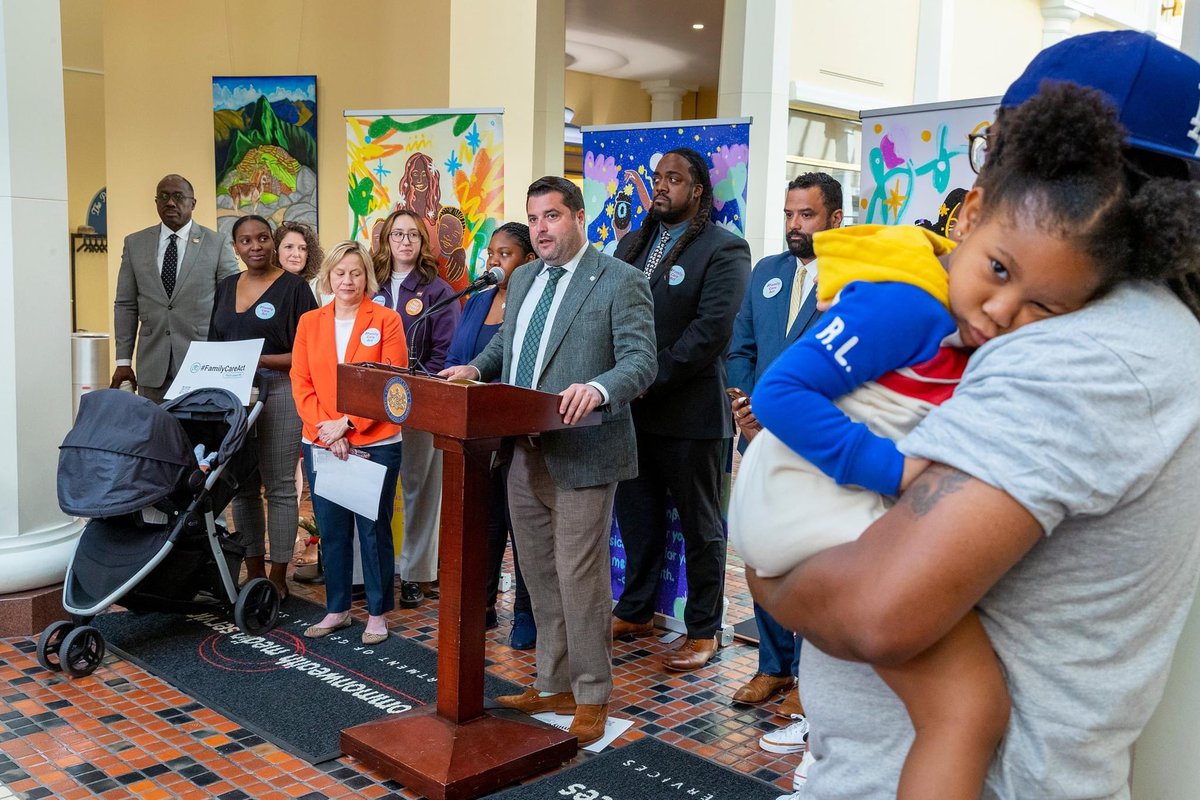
405 298 424 316
668 265 685 286
255 302 276 320
763 277 783 298
372 295 386 305
360 327 381 346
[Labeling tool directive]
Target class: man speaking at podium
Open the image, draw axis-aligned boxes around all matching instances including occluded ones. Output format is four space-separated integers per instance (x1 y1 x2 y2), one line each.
440 176 656 746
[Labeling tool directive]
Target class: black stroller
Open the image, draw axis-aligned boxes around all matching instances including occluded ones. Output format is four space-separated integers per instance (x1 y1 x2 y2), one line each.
37 385 280 678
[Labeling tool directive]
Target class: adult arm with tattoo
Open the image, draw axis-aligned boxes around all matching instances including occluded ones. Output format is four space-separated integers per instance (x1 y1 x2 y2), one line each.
748 463 1042 666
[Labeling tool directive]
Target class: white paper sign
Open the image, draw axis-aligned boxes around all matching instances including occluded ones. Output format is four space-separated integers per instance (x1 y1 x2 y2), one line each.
165 338 264 404
532 712 633 753
312 449 387 521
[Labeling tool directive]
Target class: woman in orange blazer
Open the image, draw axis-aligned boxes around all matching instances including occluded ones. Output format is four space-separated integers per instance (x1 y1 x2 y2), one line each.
292 240 407 645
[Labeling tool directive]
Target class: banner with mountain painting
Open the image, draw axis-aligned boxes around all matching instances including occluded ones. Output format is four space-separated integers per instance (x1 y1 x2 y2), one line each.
581 118 751 256
213 76 318 241
345 108 504 294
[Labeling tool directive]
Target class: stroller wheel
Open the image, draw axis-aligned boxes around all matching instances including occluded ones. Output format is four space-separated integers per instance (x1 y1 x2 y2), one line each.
36 620 75 672
235 577 280 634
59 626 106 678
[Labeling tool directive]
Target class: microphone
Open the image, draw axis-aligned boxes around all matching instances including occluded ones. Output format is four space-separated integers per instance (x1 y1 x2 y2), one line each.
407 266 505 373
466 266 505 292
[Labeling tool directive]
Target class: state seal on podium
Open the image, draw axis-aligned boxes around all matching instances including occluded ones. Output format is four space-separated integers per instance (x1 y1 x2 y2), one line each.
383 376 412 424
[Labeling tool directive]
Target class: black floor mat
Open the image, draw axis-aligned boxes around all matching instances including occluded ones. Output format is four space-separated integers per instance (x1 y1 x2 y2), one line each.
92 597 521 763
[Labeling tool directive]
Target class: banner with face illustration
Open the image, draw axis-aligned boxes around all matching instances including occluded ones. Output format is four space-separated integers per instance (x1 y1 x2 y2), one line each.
581 117 751 256
582 119 748 627
345 108 504 294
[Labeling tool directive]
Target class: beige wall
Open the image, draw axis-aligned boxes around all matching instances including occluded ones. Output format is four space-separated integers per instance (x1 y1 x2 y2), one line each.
565 71 651 126
101 0 453 342
790 0 921 108
62 0 106 333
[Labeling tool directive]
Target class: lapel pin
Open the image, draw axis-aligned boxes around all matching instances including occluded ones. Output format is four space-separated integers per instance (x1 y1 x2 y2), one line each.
590 275 596 281
191 237 200 244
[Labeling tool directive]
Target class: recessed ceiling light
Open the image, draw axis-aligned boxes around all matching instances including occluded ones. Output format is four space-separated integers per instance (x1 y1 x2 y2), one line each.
692 22 704 30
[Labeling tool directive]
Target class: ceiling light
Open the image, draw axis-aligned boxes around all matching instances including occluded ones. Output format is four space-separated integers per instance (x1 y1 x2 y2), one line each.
692 22 704 30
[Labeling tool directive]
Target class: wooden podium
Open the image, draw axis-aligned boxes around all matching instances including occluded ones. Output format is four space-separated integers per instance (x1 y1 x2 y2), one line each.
335 364 600 800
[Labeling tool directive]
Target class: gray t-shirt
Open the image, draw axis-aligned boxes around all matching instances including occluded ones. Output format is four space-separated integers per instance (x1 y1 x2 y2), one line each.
800 281 1200 799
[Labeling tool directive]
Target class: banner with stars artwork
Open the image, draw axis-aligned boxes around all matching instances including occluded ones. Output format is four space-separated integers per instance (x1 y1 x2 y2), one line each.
345 108 504 294
582 118 751 255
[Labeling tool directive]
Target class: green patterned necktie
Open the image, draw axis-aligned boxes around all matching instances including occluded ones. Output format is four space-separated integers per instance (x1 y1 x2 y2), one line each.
513 267 567 388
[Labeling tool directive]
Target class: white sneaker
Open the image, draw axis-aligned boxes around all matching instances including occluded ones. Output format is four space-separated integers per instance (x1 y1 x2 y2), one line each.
793 748 815 789
759 716 810 754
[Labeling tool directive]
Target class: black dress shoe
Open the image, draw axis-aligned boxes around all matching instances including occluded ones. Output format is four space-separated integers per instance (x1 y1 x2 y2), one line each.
399 581 423 608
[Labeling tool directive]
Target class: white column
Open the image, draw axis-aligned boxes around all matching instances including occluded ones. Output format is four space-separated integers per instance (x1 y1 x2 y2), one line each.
717 0 791 265
0 0 84 594
449 0 565 221
641 79 694 122
1039 0 1088 48
1182 0 1200 60
913 0 955 104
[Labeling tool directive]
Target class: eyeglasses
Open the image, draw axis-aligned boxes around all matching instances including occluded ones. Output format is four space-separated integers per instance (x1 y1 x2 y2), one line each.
388 230 421 242
155 191 194 205
968 130 990 174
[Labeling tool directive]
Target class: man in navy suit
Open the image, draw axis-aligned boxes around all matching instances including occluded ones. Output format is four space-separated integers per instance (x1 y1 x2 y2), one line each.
726 173 842 751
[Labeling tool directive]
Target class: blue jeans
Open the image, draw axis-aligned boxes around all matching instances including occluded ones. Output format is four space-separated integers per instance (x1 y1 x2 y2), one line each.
302 441 403 616
755 602 801 677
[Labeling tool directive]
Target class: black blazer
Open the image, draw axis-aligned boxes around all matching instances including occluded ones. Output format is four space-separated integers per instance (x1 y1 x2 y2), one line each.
615 221 751 439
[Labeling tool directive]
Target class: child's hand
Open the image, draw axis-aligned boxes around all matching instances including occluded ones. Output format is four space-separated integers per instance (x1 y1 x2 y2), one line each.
900 457 932 492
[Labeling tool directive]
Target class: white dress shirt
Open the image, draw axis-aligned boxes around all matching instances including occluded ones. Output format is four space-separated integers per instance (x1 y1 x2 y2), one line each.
507 242 610 402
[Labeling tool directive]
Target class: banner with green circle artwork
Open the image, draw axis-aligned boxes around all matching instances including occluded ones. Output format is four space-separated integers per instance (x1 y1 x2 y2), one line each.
345 108 504 295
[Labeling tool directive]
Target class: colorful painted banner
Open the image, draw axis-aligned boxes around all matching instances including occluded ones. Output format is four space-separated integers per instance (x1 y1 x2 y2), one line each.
581 118 752 253
213 76 317 241
345 108 504 294
859 98 997 228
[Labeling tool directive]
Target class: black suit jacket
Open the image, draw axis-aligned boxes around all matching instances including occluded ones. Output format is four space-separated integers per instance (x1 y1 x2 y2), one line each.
615 221 750 439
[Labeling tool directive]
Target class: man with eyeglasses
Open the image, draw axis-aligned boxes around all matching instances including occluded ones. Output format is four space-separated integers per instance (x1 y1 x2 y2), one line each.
611 147 750 672
111 174 238 402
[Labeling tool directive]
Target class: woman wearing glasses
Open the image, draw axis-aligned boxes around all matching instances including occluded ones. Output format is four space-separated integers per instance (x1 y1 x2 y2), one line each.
370 209 461 609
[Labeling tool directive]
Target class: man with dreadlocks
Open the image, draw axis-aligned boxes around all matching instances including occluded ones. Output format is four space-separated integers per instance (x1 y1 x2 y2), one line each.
611 147 751 672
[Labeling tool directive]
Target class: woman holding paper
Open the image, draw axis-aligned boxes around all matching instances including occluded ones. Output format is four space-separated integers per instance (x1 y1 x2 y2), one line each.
209 214 317 599
291 240 406 645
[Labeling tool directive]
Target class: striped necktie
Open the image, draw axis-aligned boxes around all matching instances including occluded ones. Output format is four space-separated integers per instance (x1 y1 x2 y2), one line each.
513 267 567 388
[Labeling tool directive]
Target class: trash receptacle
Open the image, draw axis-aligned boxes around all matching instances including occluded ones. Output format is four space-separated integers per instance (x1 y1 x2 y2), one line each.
71 332 110 419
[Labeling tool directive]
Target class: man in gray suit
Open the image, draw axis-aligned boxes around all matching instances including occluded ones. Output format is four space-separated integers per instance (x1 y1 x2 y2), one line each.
110 174 239 402
440 176 656 746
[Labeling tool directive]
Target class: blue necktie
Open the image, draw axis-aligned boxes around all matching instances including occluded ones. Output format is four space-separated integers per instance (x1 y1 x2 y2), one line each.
513 267 567 388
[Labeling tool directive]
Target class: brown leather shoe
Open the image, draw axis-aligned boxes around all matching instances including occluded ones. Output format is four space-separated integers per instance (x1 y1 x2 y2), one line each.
495 687 577 715
611 616 654 640
775 685 805 719
731 673 795 705
661 637 717 672
569 703 609 746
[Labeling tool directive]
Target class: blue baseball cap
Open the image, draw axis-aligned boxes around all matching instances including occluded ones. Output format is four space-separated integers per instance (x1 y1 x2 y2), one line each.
1001 30 1200 164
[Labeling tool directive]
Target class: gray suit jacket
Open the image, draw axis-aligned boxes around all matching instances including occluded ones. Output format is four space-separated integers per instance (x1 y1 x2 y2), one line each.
113 222 239 388
471 245 657 489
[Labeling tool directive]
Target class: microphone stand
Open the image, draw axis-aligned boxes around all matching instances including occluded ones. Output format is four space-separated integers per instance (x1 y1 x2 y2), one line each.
407 269 501 373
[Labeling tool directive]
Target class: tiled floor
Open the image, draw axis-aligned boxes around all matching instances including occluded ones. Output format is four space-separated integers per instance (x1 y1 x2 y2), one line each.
0 534 802 799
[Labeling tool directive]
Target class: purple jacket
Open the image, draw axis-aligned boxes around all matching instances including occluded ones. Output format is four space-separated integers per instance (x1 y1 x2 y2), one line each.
372 270 460 371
